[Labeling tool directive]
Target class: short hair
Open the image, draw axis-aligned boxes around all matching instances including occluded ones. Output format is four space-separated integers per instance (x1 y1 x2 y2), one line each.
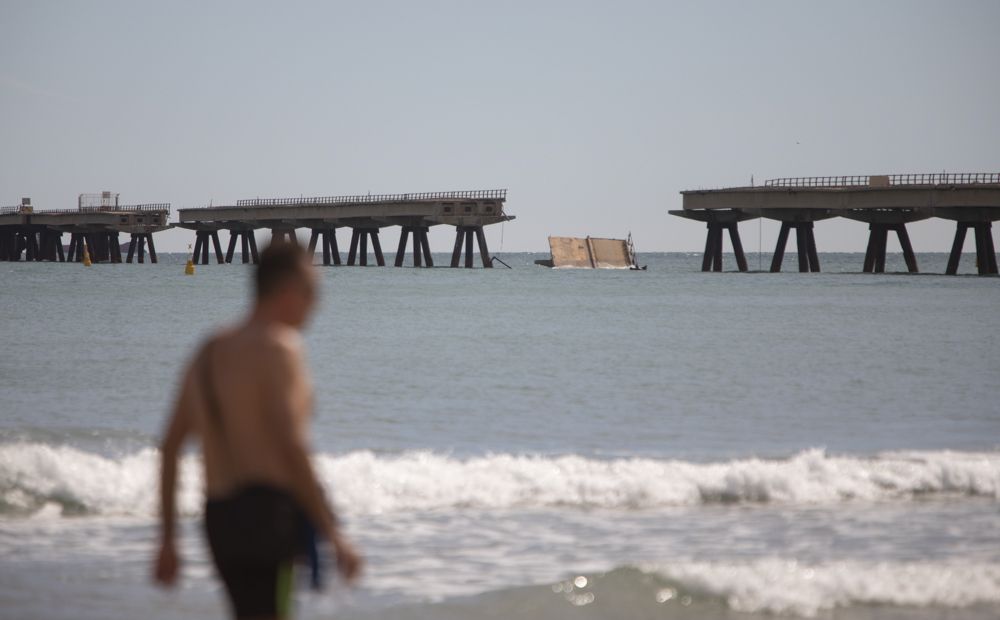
255 241 309 299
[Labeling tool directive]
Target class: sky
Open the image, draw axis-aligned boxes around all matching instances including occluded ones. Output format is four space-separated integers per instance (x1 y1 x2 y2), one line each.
1 0 998 253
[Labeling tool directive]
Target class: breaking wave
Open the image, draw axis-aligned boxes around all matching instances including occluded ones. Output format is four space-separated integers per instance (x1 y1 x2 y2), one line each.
0 443 997 517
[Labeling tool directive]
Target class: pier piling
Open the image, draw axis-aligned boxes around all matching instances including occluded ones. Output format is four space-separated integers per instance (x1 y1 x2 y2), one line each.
190 231 221 265
307 230 320 256
701 222 748 272
225 233 238 263
319 229 341 265
395 227 410 267
210 232 224 264
191 233 202 264
465 228 474 268
946 221 998 275
669 209 753 272
346 228 384 266
394 226 433 267
222 230 258 264
475 227 492 268
862 224 919 273
449 226 492 268
770 221 820 273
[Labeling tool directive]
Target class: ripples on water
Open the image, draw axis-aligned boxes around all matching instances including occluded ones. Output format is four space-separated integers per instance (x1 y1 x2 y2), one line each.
1 253 998 619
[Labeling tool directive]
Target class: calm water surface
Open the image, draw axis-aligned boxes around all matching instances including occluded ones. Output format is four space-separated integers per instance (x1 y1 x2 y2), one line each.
1 252 998 619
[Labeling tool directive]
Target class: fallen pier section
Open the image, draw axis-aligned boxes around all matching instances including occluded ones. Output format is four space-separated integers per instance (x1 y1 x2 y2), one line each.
536 235 643 269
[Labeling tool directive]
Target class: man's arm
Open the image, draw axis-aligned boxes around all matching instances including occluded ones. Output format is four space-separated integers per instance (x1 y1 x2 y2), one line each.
154 364 196 586
262 342 362 582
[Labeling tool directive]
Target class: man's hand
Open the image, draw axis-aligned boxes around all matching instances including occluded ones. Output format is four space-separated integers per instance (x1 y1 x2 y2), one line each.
154 540 180 587
330 533 363 584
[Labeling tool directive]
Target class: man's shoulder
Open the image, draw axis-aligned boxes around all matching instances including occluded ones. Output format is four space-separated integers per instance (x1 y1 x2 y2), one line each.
255 323 303 353
195 322 304 370
218 323 304 365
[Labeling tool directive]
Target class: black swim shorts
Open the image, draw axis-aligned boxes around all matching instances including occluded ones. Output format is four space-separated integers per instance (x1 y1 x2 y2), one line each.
205 484 304 619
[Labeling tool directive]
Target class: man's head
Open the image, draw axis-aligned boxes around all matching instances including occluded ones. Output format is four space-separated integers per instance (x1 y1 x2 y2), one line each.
255 241 317 327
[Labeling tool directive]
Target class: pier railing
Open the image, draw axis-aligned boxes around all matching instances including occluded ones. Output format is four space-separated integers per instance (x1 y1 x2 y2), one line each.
78 203 171 214
235 189 507 208
0 206 22 215
764 173 1000 188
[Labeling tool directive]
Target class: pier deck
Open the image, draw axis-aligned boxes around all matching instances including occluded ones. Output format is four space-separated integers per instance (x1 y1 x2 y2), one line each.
0 203 171 263
177 189 513 268
671 173 1000 275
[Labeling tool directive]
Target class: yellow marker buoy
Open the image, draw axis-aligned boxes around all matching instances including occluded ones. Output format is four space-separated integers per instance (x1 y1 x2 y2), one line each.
82 243 92 267
184 243 195 275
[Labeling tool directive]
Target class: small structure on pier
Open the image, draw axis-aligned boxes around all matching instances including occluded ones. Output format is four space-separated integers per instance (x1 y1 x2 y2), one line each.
671 173 1000 275
535 235 644 269
0 192 171 263
177 189 514 268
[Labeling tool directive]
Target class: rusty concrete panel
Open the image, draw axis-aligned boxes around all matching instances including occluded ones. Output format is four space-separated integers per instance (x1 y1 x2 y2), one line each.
588 238 631 268
548 236 593 268
546 236 632 268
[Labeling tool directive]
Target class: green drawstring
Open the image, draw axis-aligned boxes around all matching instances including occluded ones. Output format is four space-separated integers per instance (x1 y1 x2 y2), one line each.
276 561 294 618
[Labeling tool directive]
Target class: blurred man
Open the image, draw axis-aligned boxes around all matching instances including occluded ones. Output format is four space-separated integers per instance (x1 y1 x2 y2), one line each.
154 241 361 619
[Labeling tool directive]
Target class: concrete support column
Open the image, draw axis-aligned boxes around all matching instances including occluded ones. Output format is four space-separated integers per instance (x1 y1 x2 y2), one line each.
947 222 998 275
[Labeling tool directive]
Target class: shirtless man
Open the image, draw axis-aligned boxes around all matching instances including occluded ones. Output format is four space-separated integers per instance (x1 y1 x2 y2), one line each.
154 241 361 619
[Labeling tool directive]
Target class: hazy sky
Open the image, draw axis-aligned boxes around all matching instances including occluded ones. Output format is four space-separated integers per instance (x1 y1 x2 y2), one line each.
2 1 998 253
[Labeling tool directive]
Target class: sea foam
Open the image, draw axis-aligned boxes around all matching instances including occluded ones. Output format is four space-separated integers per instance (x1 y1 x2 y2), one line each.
645 559 1000 617
0 443 997 517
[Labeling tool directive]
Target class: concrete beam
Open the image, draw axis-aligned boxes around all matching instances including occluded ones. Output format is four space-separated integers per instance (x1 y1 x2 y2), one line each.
932 207 1000 223
668 209 757 224
759 208 838 223
178 199 509 225
175 214 514 231
681 186 1000 212
838 208 934 225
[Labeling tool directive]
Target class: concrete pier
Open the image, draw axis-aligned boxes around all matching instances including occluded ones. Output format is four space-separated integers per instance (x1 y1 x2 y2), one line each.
671 173 1000 275
0 196 170 264
177 189 513 268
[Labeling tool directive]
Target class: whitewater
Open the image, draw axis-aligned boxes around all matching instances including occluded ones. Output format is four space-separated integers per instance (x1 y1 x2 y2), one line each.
2 444 998 517
4 444 999 618
2 252 999 619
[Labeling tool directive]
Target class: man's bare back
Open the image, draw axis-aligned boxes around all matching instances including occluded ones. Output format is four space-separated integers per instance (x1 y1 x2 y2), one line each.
154 242 360 620
183 323 314 499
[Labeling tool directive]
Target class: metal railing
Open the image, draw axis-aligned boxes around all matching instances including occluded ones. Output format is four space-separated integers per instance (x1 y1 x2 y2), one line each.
886 173 1000 186
78 203 171 214
765 176 869 187
764 173 1000 188
0 206 171 217
235 189 507 208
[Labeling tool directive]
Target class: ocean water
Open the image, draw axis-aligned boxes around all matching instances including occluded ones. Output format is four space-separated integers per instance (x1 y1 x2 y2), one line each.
1 250 998 620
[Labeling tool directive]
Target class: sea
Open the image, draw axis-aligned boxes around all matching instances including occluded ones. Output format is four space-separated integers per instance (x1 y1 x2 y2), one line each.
1 250 998 620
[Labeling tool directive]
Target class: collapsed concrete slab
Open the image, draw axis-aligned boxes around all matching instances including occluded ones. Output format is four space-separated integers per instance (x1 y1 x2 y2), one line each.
536 235 644 269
